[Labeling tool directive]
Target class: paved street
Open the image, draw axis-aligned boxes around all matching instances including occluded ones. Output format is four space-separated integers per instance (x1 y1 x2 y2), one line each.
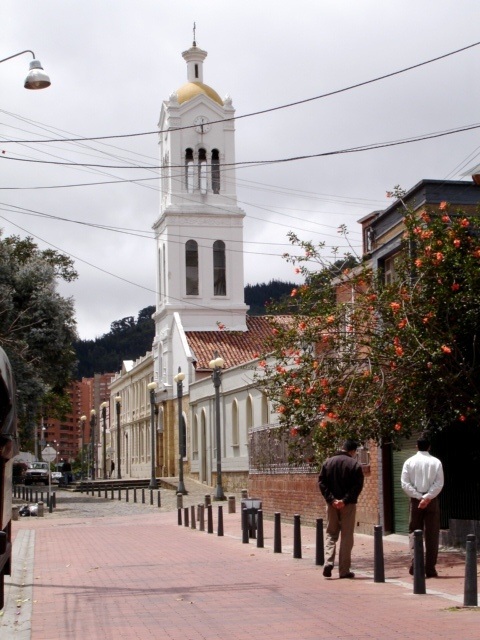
2 479 479 640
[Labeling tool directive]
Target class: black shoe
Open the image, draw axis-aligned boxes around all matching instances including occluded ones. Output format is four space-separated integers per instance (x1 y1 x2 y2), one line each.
409 565 414 576
323 564 333 578
426 570 438 578
339 572 355 579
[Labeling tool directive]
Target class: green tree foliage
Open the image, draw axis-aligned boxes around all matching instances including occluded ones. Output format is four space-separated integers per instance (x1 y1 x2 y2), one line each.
0 234 78 441
260 201 480 460
244 280 296 315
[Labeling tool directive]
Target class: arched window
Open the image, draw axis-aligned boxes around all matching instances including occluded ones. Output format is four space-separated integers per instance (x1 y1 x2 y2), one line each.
185 240 199 295
213 240 226 296
198 148 207 194
185 148 194 193
246 395 254 431
211 149 220 194
232 400 239 448
261 394 270 426
192 414 198 460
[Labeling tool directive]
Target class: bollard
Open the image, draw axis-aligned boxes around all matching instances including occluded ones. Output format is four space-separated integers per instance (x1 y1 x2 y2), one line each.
40 491 44 504
199 504 205 531
464 534 478 607
207 504 213 534
35 491 38 503
184 507 189 528
374 525 385 583
48 493 53 514
11 506 19 521
177 493 183 509
257 509 264 548
37 502 44 517
126 488 130 503
191 505 196 529
274 512 282 553
204 494 211 507
228 496 236 514
413 529 426 594
142 488 145 504
242 507 249 544
118 488 122 501
111 486 114 500
217 505 224 537
315 518 325 566
104 488 108 499
293 514 302 559
134 488 137 503
157 491 161 508
52 492 56 509
177 507 182 526
98 487 101 498
80 483 84 494
150 490 153 506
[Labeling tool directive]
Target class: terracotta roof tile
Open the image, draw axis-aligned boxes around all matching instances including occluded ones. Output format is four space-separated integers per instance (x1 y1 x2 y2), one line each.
186 316 278 370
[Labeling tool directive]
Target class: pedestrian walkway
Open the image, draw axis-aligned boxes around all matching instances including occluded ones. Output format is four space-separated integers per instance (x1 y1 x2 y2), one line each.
2 479 478 639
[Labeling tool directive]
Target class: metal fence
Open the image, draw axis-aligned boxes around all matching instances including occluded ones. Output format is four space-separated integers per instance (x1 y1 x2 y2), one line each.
249 424 316 474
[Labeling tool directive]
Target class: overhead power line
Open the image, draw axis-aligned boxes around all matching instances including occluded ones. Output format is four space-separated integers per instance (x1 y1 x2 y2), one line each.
1 40 479 145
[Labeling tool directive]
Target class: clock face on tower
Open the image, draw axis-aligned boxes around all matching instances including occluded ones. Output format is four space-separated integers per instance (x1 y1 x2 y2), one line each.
194 115 211 133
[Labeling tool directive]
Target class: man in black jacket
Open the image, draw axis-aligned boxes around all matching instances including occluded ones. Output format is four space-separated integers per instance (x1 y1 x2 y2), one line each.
318 439 364 579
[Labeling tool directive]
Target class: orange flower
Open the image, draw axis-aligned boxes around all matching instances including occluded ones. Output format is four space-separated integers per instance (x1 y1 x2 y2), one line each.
453 238 461 248
394 423 402 431
298 321 307 331
441 345 452 354
435 252 444 262
390 302 401 314
439 201 448 210
277 405 286 414
259 360 267 368
290 427 299 436
290 288 298 297
318 404 327 412
460 218 470 227
395 346 404 356
459 415 466 422
451 283 460 291
337 386 346 397
398 318 407 329
420 210 431 223
326 315 335 324
294 398 301 405
294 267 301 274
414 258 423 268
441 215 451 223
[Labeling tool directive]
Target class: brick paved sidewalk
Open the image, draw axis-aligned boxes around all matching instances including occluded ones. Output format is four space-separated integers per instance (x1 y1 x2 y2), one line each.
2 482 478 640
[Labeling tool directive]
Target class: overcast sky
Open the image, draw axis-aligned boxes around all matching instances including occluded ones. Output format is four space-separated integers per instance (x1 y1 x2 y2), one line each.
2 1 480 340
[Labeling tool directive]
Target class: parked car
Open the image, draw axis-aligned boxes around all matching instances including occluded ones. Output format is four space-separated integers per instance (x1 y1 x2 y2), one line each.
51 471 62 485
25 462 49 485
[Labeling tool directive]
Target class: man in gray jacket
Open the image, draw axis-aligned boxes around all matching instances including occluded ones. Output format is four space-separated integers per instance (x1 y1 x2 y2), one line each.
318 439 364 579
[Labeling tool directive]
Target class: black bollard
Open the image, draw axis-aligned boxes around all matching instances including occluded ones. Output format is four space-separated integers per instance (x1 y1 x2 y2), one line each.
118 488 121 501
150 490 153 506
40 491 44 503
217 506 224 537
274 512 282 553
242 507 249 544
207 504 213 534
464 534 478 607
111 486 114 500
257 509 264 548
413 529 426 594
293 514 302 559
98 487 101 498
104 488 108 499
374 525 385 583
178 507 182 526
199 504 205 531
126 489 129 503
142 488 145 504
184 507 189 527
205 494 211 507
315 518 325 566
48 492 52 514
191 505 196 529
157 491 161 508
134 488 137 503
35 491 38 503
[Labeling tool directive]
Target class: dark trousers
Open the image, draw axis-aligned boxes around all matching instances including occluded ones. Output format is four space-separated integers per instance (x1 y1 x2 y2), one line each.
408 497 440 574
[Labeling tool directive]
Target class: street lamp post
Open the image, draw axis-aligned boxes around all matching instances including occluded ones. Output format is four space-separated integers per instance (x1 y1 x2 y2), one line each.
209 353 225 500
0 50 51 89
90 409 96 480
173 368 187 495
114 395 122 479
147 381 158 489
79 415 87 479
101 402 108 479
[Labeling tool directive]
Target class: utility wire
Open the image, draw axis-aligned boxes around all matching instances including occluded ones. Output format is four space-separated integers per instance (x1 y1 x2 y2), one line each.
1 40 479 145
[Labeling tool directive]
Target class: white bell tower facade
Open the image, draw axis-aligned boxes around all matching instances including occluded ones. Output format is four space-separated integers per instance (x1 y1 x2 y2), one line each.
153 42 248 386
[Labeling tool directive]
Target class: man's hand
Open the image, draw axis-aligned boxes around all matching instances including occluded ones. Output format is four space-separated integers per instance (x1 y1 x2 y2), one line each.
418 498 431 509
333 499 345 510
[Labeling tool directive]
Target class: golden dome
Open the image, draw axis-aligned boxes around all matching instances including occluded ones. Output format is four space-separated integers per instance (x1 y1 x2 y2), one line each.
176 81 223 106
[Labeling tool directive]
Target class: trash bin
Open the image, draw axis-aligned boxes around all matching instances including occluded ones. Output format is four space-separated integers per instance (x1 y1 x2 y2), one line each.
241 499 262 539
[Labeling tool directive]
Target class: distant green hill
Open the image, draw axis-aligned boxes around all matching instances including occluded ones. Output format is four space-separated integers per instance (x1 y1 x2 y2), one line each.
74 280 296 378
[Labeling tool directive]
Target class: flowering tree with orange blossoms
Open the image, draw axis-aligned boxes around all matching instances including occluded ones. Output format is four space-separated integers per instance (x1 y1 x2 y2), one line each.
259 199 480 461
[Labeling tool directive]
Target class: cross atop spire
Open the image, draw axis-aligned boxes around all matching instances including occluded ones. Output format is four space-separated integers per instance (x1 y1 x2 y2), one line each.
193 22 196 46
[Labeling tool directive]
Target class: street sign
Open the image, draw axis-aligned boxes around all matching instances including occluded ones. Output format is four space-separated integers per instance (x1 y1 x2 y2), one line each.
41 445 56 463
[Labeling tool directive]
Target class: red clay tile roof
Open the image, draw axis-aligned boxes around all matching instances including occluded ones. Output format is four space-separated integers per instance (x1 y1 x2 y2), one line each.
186 316 278 370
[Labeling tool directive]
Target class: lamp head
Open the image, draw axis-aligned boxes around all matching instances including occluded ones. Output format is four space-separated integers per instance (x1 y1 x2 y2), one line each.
147 381 157 391
174 372 185 383
80 415 87 422
209 356 225 370
24 59 51 90
114 395 121 404
90 409 96 417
